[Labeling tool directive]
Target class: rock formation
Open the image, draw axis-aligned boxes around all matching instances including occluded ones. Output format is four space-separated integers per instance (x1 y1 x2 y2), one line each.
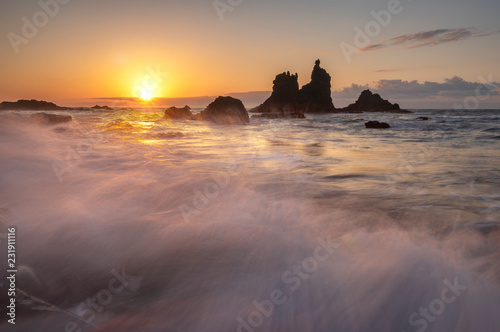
92 105 113 110
365 121 391 129
251 60 335 114
163 106 194 120
0 99 70 111
340 90 410 113
200 96 250 125
299 60 336 113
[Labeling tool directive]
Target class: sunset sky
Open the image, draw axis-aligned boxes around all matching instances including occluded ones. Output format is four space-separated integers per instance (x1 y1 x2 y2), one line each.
1 0 500 108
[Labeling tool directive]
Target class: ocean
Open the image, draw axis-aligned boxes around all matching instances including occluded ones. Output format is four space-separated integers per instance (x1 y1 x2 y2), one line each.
1 108 500 331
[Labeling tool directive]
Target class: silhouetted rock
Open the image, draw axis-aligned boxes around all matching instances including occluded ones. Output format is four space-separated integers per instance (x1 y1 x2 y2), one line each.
92 105 113 110
365 121 390 129
251 60 335 114
251 72 300 114
30 113 72 125
299 60 335 113
251 113 305 119
163 106 194 120
200 96 249 125
0 99 69 111
340 90 411 113
416 117 430 121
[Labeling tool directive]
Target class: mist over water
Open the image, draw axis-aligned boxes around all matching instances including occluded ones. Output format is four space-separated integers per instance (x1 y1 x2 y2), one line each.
1 109 500 331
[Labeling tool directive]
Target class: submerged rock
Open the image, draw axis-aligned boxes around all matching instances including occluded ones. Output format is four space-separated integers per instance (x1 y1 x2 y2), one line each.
163 106 194 120
340 90 411 113
30 112 72 125
251 113 305 119
365 121 391 129
416 117 430 121
92 105 113 110
200 96 250 125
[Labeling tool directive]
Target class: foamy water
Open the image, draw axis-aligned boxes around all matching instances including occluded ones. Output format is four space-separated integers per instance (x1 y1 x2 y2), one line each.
1 109 500 331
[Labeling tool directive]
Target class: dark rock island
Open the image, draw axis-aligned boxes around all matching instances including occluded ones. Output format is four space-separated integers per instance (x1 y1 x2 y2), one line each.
251 59 334 116
340 90 410 113
251 60 410 115
0 99 70 111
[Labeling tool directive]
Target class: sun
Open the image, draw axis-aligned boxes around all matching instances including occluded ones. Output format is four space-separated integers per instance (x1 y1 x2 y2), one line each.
140 89 154 101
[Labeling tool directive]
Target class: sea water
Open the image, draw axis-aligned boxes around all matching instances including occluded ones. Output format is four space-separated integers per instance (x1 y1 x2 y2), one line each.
0 109 500 331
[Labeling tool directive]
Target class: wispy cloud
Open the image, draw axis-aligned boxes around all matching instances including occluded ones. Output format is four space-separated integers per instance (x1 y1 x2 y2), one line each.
360 28 500 52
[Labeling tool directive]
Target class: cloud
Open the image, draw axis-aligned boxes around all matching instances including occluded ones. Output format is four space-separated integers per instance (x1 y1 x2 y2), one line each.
334 76 500 100
359 28 500 52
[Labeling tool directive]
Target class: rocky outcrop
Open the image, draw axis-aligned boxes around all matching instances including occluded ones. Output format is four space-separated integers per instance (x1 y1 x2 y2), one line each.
0 99 70 111
30 112 72 125
92 105 113 110
251 72 300 114
340 90 411 113
163 106 194 120
299 60 335 113
365 121 390 129
200 97 250 125
251 60 335 114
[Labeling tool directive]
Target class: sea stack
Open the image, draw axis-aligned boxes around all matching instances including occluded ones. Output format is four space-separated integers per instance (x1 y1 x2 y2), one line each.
340 90 411 113
251 59 335 114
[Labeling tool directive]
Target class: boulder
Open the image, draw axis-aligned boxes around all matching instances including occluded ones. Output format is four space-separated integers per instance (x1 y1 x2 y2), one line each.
163 106 194 120
200 97 250 125
30 113 72 125
365 121 390 129
340 90 411 113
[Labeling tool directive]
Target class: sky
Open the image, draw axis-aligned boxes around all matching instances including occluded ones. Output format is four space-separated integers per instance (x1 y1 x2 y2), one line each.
1 0 499 108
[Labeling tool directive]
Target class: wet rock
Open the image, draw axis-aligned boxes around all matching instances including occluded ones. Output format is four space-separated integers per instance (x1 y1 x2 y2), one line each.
30 112 72 125
163 106 194 120
92 105 113 110
200 96 250 125
251 113 305 119
365 121 391 129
